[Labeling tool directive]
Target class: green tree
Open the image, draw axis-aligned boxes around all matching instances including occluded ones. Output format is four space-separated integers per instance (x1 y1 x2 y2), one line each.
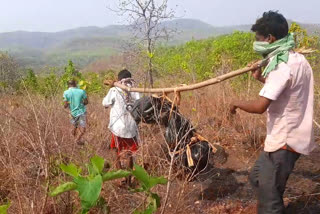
0 52 20 92
154 32 259 81
39 72 60 97
83 72 103 94
60 60 83 89
23 69 39 92
289 22 319 48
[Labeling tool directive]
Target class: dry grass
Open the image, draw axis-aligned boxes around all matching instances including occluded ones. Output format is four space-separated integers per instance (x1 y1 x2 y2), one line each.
0 79 319 214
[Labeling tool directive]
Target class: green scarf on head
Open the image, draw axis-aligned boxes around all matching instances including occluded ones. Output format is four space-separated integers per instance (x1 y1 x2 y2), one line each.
253 33 296 77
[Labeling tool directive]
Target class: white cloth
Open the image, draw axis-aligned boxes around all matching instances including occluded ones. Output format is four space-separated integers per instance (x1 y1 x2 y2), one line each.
259 52 316 155
102 87 141 138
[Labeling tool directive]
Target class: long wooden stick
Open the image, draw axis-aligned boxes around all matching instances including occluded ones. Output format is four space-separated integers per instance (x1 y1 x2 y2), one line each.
103 48 315 94
104 61 264 93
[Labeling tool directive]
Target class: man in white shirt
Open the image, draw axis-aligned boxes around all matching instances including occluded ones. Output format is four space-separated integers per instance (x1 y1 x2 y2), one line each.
230 11 316 213
102 69 141 186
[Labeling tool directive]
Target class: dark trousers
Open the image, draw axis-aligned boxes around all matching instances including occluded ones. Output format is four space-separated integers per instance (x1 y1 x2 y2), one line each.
249 149 300 214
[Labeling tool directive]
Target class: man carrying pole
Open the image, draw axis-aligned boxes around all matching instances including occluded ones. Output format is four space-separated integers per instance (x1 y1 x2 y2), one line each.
230 11 316 213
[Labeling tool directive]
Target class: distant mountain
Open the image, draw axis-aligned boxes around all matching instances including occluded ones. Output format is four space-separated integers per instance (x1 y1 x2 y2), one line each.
0 25 130 49
0 19 319 69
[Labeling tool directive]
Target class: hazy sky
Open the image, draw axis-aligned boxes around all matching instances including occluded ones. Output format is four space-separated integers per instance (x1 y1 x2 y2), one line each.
1 0 320 33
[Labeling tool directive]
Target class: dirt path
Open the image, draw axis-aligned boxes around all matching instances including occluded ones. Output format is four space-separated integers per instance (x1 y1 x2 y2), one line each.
175 144 320 214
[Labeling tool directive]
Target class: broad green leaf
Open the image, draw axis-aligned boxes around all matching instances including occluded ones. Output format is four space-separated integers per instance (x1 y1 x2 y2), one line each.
81 209 89 214
146 195 158 214
50 182 77 196
78 80 87 90
132 164 150 190
132 164 168 190
134 195 158 214
97 197 110 214
74 175 103 212
149 176 168 189
147 51 154 59
130 187 145 193
78 80 85 86
0 201 10 214
60 163 81 178
134 206 153 214
90 155 105 175
102 170 131 181
150 193 161 208
87 163 95 177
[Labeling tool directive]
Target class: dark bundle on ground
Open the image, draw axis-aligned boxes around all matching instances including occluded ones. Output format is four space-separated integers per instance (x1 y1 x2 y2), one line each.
131 96 212 172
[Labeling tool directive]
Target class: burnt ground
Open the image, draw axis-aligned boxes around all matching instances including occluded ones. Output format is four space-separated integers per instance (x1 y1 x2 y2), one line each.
171 144 320 214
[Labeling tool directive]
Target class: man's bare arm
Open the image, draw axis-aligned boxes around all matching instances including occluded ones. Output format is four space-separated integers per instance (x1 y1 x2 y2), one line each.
83 98 88 105
248 61 266 83
64 101 69 109
252 69 266 83
230 96 272 114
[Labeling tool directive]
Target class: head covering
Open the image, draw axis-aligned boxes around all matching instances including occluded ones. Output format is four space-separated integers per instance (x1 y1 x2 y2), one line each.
117 77 136 110
253 33 295 78
118 78 135 88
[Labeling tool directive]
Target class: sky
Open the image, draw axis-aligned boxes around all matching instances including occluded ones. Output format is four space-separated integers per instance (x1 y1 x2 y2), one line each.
0 0 320 33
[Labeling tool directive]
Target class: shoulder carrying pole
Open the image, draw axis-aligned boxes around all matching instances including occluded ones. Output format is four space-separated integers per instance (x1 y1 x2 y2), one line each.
103 48 315 94
104 61 264 94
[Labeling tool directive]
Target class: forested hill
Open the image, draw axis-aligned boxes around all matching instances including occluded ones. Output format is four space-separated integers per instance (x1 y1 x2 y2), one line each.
0 19 319 69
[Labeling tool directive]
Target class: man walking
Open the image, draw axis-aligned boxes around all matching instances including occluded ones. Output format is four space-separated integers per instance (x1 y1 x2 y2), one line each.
63 80 88 145
102 69 141 186
230 11 316 213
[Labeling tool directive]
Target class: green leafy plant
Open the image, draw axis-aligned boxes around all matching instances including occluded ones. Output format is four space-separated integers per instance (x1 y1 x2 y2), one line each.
40 72 60 97
23 69 39 92
289 22 319 48
50 156 168 214
50 155 130 214
0 201 10 214
60 60 84 89
132 164 168 214
153 32 259 82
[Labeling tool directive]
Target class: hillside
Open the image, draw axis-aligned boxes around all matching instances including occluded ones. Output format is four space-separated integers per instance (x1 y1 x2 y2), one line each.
1 19 319 69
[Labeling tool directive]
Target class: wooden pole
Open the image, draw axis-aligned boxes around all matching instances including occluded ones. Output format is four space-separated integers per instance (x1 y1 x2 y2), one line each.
104 60 264 94
103 48 315 94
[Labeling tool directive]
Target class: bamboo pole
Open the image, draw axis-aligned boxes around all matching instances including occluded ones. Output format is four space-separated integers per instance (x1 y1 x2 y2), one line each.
103 48 315 94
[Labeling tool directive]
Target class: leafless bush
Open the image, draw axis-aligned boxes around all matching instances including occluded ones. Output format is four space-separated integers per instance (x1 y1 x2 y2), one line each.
0 82 269 213
110 0 176 87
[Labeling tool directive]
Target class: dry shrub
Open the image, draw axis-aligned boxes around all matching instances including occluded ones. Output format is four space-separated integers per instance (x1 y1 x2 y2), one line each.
0 79 303 213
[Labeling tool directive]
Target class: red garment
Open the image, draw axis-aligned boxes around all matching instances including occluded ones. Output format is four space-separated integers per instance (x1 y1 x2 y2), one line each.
111 134 138 155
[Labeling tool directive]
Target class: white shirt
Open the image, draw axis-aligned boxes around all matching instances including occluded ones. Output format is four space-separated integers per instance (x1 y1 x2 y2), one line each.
259 52 316 155
102 87 141 138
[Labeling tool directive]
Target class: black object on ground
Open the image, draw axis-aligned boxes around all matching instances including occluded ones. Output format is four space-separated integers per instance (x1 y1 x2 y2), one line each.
131 96 213 172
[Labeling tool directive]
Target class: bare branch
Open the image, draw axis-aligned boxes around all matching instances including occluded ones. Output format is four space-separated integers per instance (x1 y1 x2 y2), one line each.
109 0 177 87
